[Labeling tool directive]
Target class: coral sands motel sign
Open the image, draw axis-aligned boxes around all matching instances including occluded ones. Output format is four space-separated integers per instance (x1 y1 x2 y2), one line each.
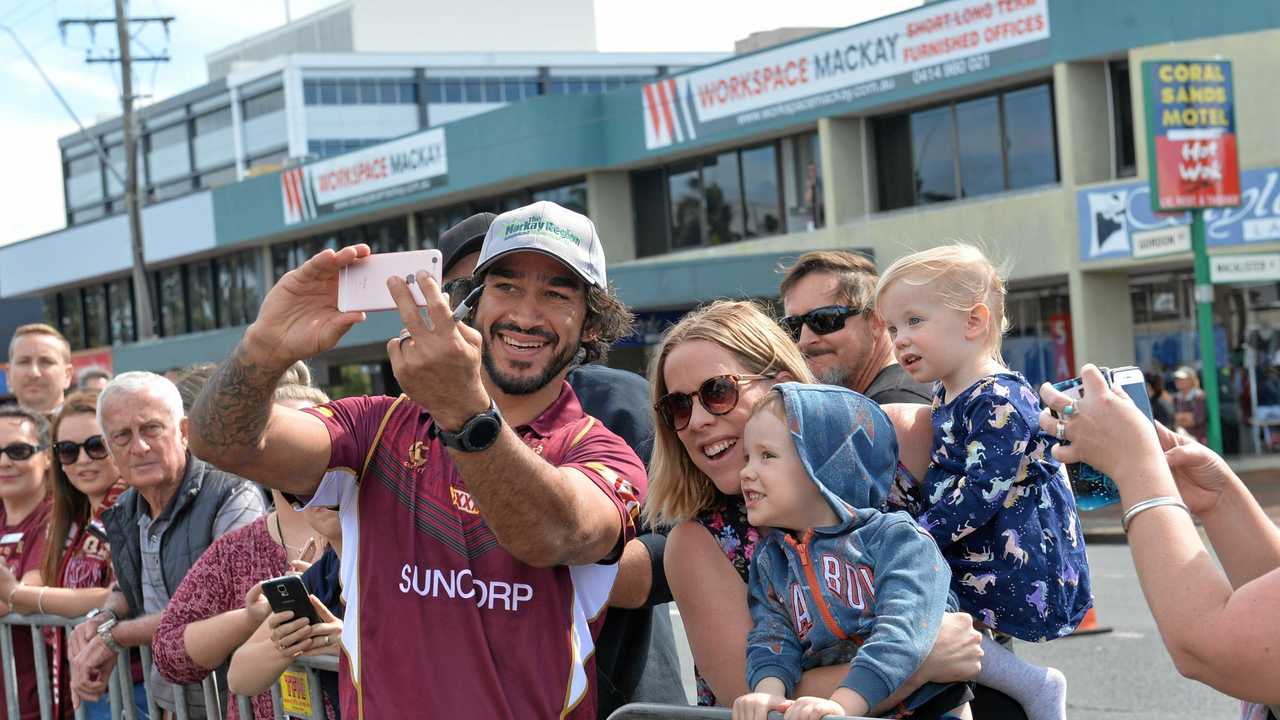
1143 60 1241 211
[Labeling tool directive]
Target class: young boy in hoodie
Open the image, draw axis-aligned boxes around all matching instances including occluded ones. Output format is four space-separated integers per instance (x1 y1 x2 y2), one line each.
733 383 971 720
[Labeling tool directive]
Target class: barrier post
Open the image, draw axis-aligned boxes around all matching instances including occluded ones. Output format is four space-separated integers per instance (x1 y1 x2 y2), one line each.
0 624 20 720
138 645 163 720
114 648 137 720
27 625 53 720
235 693 254 719
201 675 224 720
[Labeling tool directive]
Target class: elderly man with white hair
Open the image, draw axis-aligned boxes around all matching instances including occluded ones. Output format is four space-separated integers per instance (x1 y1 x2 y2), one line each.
67 371 265 718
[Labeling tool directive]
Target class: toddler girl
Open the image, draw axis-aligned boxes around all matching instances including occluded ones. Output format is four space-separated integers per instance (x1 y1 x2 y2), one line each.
875 244 1092 720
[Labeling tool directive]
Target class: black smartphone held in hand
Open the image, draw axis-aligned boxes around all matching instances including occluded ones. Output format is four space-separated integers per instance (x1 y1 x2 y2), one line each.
1051 365 1155 510
260 575 320 624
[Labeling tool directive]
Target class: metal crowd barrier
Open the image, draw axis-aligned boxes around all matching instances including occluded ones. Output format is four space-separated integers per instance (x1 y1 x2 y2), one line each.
1 612 338 720
608 705 865 720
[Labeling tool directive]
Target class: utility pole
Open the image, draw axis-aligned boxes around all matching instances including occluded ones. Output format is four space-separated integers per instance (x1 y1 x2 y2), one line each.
60 2 173 341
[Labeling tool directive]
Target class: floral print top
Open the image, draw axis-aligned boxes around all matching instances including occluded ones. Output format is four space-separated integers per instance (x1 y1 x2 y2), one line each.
692 493 762 706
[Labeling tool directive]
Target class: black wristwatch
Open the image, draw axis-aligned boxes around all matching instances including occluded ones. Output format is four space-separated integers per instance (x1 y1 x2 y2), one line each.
434 399 503 453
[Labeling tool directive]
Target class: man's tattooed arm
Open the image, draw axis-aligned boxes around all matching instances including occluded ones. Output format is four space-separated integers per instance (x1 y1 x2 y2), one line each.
187 341 331 494
190 343 284 457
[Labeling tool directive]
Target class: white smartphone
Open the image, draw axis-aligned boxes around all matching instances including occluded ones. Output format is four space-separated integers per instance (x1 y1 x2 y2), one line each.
337 249 442 312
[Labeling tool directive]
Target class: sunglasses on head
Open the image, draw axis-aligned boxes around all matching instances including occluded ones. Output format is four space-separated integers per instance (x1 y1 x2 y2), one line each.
655 373 775 432
53 435 110 465
779 305 861 342
0 443 46 462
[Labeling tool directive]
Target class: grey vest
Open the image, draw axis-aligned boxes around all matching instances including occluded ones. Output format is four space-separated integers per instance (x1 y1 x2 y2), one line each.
103 455 243 618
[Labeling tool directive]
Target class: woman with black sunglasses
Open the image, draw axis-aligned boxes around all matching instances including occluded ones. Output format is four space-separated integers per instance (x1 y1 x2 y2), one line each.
644 300 983 711
0 403 54 720
0 391 138 720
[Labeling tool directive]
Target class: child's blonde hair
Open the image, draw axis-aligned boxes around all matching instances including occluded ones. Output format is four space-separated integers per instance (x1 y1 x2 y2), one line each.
747 388 788 425
874 243 1010 365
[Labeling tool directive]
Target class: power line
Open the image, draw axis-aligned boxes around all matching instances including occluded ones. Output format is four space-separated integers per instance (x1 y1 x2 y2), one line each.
0 21 123 185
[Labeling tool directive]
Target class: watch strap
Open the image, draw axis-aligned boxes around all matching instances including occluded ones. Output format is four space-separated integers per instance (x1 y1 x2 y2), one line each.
433 399 502 452
97 618 123 653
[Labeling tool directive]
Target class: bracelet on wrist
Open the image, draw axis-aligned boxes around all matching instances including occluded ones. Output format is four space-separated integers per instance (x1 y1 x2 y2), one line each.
36 587 48 615
1121 496 1192 534
5 584 19 609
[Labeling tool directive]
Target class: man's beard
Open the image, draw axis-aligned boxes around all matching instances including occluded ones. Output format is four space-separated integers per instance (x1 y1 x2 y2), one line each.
482 323 578 396
812 362 853 388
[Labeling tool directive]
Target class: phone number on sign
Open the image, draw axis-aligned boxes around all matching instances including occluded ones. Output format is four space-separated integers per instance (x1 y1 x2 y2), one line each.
911 53 992 85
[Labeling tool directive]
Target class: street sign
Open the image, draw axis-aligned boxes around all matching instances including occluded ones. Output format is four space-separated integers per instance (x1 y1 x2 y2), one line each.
1209 253 1280 284
1142 60 1241 212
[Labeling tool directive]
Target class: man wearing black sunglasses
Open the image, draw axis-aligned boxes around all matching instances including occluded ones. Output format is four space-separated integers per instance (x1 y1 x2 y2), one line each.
780 251 931 405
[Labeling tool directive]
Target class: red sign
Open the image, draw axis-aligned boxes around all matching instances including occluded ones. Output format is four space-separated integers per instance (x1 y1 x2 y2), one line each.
1048 313 1074 383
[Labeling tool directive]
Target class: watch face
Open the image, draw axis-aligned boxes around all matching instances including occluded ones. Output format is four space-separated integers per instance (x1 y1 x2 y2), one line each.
465 416 502 451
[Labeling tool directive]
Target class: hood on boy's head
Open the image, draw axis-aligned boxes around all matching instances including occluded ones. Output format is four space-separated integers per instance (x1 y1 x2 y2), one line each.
774 382 899 528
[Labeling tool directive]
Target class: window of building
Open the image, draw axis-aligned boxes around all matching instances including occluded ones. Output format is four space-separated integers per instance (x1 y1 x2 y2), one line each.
1110 60 1136 178
107 277 135 345
531 179 588 215
197 166 237 189
305 78 419 106
787 131 824 231
633 142 784 256
189 261 217 332
83 284 108 348
65 152 104 209
149 178 193 202
363 218 410 254
873 82 1058 211
242 89 285 120
155 266 188 337
70 206 107 225
741 144 782 237
59 289 85 350
193 108 234 170
216 250 261 327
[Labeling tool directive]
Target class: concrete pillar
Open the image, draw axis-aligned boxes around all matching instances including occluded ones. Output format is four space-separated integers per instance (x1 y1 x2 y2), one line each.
1067 268 1135 369
1053 62 1112 186
817 116 869 226
586 171 636 265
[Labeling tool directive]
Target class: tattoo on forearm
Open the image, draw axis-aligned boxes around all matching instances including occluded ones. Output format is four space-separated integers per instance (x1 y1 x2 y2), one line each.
190 344 281 451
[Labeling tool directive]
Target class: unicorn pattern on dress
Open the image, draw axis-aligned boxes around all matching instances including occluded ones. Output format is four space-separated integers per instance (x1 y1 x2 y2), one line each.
893 372 1094 642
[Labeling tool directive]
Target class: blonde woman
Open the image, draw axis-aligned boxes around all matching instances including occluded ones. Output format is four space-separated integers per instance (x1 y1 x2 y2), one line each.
645 300 981 710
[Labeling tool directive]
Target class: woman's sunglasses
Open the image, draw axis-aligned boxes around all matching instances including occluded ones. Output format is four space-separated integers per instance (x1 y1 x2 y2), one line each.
0 443 46 461
53 435 110 465
779 305 861 342
655 373 774 432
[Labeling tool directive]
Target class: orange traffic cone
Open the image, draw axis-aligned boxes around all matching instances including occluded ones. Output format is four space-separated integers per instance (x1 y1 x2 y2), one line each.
1068 607 1112 637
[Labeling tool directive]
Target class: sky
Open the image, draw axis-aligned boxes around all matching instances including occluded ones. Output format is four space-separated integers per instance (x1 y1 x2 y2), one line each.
0 0 921 247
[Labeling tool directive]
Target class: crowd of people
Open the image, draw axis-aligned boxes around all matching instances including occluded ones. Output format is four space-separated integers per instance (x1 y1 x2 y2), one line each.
0 200 1276 720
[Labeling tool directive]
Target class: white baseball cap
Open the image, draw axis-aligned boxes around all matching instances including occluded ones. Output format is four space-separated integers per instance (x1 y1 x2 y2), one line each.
474 201 607 289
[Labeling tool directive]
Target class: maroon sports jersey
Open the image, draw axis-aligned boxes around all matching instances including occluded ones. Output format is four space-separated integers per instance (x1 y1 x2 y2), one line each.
0 496 51 720
302 383 645 719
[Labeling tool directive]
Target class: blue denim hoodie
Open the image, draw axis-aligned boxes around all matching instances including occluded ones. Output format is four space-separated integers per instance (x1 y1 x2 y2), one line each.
745 384 955 710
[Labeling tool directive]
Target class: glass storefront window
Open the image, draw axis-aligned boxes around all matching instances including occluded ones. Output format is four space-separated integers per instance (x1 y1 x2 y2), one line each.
107 278 135 345
59 289 84 350
156 267 188 337
702 152 742 245
531 180 588 215
741 144 781 238
1003 84 1057 189
189 261 217 332
911 105 957 204
668 166 703 249
956 96 1003 198
874 82 1058 210
789 131 824 231
1002 286 1072 389
217 251 261 328
83 284 108 348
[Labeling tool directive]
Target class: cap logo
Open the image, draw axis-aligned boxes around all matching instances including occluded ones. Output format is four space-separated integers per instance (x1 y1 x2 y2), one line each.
503 216 584 248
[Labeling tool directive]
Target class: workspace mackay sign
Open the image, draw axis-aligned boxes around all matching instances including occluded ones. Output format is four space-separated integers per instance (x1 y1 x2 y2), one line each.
640 0 1051 150
282 128 448 225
